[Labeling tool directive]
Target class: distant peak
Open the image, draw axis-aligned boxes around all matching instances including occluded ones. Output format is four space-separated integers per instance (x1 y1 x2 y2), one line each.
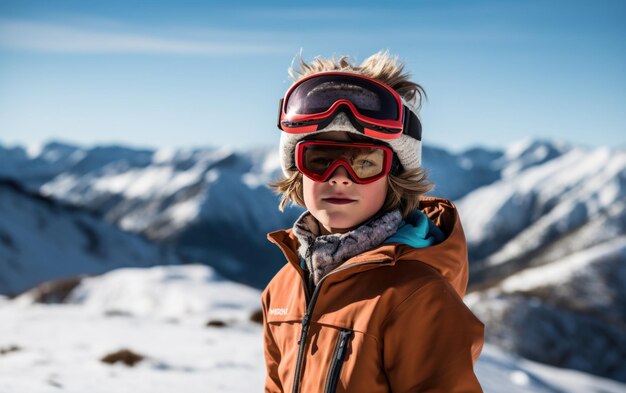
505 138 571 159
25 140 81 160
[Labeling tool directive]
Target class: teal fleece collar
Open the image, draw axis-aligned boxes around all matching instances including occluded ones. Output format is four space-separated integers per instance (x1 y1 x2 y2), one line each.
384 209 445 248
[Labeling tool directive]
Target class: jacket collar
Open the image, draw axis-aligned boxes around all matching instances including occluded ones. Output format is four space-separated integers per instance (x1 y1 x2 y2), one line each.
292 209 403 286
267 197 469 297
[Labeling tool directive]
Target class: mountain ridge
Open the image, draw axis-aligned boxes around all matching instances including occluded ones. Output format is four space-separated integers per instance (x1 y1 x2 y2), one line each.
1 137 624 381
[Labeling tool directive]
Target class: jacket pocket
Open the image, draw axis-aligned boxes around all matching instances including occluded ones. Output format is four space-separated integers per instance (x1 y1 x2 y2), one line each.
324 328 353 393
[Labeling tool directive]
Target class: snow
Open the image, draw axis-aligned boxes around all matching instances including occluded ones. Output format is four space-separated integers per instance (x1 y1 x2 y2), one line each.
475 344 625 393
0 303 266 392
91 165 206 200
152 147 179 164
499 236 626 292
204 168 220 183
260 149 282 174
1 265 623 393
241 172 267 189
500 138 571 178
158 198 203 229
1 265 266 392
62 265 262 319
0 181 180 295
457 145 626 265
25 142 45 159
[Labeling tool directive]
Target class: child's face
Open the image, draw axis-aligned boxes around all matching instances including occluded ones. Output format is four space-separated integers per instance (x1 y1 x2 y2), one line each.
301 131 388 235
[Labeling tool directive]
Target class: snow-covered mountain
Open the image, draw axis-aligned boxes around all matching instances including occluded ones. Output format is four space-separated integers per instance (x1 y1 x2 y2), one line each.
0 141 293 237
456 144 626 382
465 237 626 382
1 138 624 384
0 179 181 296
0 141 302 288
1 265 624 393
424 138 571 199
0 138 573 288
459 144 625 270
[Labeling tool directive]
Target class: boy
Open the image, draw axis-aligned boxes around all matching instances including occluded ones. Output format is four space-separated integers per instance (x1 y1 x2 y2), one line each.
262 51 484 392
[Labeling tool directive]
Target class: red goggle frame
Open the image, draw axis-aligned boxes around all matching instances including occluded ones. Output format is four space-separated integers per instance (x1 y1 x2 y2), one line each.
278 72 422 141
295 140 394 184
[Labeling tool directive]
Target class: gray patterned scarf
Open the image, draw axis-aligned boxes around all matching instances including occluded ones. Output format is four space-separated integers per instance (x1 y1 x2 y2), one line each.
292 209 403 288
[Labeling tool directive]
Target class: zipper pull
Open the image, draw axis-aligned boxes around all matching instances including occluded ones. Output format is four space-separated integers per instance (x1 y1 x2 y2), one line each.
298 314 310 345
336 329 350 358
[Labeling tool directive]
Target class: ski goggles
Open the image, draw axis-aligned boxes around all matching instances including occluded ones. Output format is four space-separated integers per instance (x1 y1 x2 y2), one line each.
295 140 395 184
278 72 422 141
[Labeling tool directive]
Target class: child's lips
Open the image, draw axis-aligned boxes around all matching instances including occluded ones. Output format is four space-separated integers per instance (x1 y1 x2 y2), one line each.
323 197 356 205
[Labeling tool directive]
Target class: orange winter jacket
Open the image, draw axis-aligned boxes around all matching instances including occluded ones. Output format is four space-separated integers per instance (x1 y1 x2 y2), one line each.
261 197 485 393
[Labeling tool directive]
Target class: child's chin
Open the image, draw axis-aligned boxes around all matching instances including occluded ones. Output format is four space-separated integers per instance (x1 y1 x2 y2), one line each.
320 218 361 234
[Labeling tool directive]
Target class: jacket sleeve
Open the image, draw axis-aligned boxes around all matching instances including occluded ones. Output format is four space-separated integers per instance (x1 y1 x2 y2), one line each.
261 291 284 393
381 278 485 393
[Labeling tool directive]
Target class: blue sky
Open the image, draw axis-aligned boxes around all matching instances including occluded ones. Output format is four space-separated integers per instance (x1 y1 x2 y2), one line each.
0 0 624 152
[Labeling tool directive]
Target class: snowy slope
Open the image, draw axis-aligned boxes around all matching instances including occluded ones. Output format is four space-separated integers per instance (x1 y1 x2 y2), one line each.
423 138 570 200
465 236 626 382
0 180 181 296
0 265 624 393
498 138 571 178
0 142 154 191
458 146 626 273
1 141 302 287
0 265 264 392
455 146 626 382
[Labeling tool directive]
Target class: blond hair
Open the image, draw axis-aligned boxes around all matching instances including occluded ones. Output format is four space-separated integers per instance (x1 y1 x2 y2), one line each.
271 51 433 219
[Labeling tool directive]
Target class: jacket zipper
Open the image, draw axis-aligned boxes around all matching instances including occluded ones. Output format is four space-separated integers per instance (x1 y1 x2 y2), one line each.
299 257 312 304
291 279 321 393
324 328 353 393
291 259 389 393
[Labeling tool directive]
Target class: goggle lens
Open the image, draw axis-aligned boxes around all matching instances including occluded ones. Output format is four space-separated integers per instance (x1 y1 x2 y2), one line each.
285 75 399 120
296 141 393 184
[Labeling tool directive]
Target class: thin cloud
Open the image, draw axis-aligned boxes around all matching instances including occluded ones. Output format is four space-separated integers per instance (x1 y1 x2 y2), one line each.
237 6 382 20
0 19 287 55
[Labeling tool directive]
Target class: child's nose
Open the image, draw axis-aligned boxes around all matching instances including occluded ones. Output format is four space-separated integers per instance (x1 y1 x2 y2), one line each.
328 164 354 185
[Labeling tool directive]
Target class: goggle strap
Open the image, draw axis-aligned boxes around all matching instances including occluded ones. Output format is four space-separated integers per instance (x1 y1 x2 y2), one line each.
403 105 422 141
277 98 284 130
391 154 402 175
